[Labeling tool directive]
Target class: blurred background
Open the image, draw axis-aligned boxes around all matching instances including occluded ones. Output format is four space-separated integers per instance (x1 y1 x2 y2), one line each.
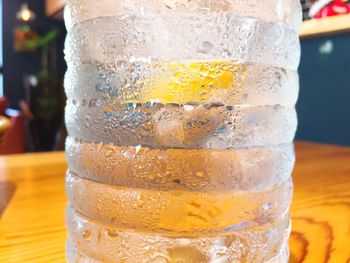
0 0 349 154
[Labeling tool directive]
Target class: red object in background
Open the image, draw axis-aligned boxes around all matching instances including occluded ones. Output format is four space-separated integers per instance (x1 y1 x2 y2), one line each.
0 97 25 155
0 97 8 114
310 0 350 18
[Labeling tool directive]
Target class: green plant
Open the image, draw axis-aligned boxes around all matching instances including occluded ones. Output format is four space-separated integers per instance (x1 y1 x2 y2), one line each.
22 28 60 50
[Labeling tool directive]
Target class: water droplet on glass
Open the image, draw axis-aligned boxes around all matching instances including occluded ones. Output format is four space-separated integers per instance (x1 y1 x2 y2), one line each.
184 105 194 112
127 102 138 110
82 230 91 239
107 230 119 238
195 172 204 178
263 202 272 210
89 99 97 108
135 144 142 154
85 113 92 127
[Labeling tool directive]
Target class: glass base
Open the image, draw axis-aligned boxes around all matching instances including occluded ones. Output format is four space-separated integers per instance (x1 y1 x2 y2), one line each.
66 207 290 263
66 240 289 263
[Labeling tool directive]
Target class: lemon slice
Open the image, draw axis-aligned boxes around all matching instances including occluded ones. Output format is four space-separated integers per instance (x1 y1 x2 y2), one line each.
139 61 246 104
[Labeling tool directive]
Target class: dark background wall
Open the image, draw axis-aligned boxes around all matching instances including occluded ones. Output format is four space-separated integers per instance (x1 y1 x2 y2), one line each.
2 0 66 109
296 33 350 146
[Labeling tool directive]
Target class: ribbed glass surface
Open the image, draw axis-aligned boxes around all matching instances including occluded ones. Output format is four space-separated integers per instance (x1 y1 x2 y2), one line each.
64 1 301 262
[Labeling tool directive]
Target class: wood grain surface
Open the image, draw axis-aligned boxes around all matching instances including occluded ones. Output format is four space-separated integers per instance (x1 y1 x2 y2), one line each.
0 142 349 262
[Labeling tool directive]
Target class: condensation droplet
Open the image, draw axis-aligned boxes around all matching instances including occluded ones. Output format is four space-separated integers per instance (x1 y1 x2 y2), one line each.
195 172 204 178
263 202 272 210
184 105 194 112
82 230 91 239
107 230 119 238
135 144 142 154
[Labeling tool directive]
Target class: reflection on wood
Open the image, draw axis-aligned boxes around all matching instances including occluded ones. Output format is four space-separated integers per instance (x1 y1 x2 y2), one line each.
0 182 16 217
290 142 350 262
0 142 349 262
0 152 67 262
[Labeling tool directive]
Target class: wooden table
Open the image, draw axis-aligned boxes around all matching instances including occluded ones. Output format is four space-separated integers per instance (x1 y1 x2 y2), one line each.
0 142 349 262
